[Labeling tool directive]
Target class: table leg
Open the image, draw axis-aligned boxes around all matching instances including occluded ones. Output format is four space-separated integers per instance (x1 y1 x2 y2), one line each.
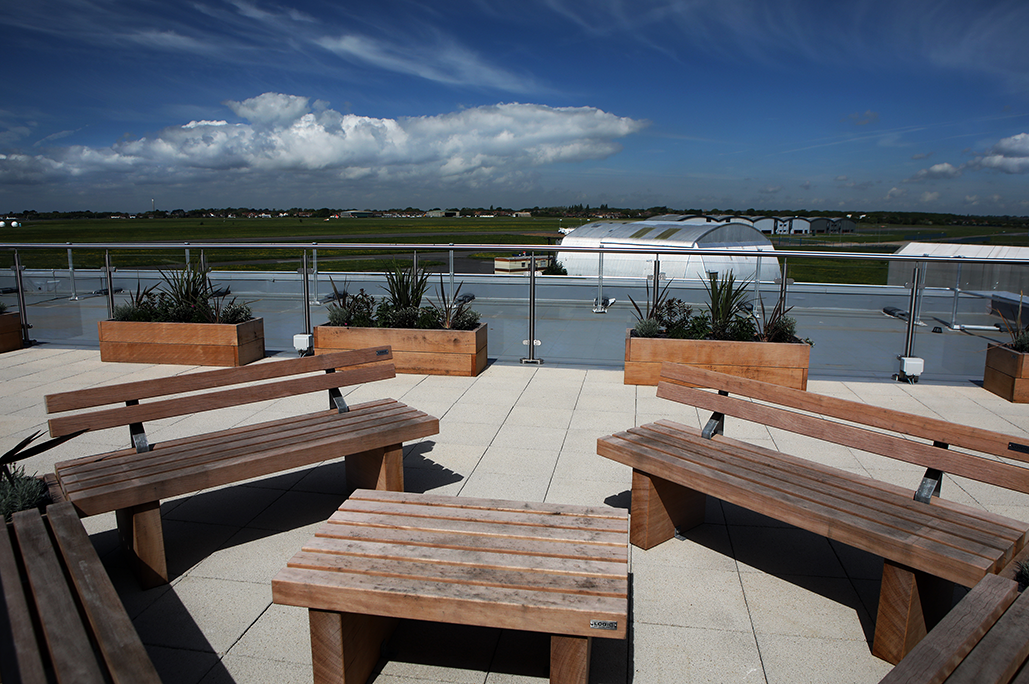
309 609 398 684
872 559 955 664
550 635 592 684
630 469 705 550
346 444 404 492
115 500 167 589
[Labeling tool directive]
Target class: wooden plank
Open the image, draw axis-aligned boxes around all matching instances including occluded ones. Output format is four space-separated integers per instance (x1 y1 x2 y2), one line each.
615 425 1020 563
300 536 628 578
873 561 956 665
658 363 1029 461
0 522 47 684
656 382 1029 493
273 567 628 639
641 422 1025 555
551 635 592 684
61 412 439 515
345 445 404 492
339 498 630 534
285 550 628 597
12 509 107 684
48 361 396 437
597 432 1001 586
47 502 163 683
116 501 168 589
57 404 431 489
880 574 1018 684
45 346 393 413
946 588 1029 684
314 524 628 564
348 489 628 522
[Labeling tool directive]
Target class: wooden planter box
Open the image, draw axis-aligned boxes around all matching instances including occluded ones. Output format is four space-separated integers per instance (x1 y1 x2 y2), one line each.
0 311 24 352
98 318 265 367
983 344 1029 403
624 329 810 389
313 323 488 377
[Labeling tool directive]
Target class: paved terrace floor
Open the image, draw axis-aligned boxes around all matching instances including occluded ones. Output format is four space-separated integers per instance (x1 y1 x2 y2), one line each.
5 346 1029 684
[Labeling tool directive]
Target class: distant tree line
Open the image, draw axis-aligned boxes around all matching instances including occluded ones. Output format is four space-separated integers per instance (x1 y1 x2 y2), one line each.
5 206 1028 228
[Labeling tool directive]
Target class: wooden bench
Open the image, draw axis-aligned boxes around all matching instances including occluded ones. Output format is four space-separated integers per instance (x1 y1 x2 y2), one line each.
45 347 439 589
0 501 162 683
597 362 1029 665
272 489 629 684
880 573 1029 684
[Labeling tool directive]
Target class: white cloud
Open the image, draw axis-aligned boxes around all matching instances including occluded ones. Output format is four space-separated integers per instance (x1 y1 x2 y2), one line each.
885 187 907 200
907 162 962 182
921 191 940 203
971 132 1029 174
964 195 979 205
0 94 646 194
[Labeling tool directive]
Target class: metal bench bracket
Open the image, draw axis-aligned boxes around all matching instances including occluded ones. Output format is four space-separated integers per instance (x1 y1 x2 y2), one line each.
324 368 349 413
914 441 948 503
701 391 729 439
125 399 150 453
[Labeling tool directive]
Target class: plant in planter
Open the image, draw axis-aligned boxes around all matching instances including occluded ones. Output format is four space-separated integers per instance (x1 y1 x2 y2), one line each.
983 296 1029 402
314 264 487 376
99 267 264 366
624 271 812 388
1 429 84 521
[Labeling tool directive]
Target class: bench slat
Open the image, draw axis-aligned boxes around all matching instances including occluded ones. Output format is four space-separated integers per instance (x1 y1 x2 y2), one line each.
61 410 438 515
56 400 418 486
287 550 629 597
659 363 1029 461
316 523 629 564
274 566 628 638
599 432 1002 586
325 509 629 547
48 361 394 437
340 498 630 534
12 509 107 684
0 523 47 684
45 347 393 413
351 488 629 521
619 426 1016 567
46 502 163 684
657 382 1029 495
301 535 628 577
945 586 1029 683
646 421 1027 552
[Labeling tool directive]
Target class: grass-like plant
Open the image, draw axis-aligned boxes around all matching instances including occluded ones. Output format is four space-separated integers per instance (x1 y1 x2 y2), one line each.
428 276 481 330
325 278 375 327
383 262 430 309
112 268 254 324
628 276 674 328
997 293 1029 353
703 272 755 341
1 429 85 521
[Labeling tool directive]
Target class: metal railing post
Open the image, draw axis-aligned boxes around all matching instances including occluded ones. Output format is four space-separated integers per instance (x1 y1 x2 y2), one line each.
103 251 116 319
67 246 78 300
449 246 455 301
594 249 605 313
12 251 30 346
780 257 789 308
521 252 543 364
301 250 311 334
312 244 319 303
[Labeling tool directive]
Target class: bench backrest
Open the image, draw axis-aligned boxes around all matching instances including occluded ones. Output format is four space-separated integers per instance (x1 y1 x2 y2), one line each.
656 362 1029 495
46 347 395 439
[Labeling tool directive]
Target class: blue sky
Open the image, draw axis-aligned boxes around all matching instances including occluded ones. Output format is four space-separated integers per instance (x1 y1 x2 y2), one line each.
2 0 1028 214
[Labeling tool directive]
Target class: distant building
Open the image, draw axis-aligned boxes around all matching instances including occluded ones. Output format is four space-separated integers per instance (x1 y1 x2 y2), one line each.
426 210 460 218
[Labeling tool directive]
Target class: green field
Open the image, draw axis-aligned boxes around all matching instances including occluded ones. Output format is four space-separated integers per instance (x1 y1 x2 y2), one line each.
1 216 1023 283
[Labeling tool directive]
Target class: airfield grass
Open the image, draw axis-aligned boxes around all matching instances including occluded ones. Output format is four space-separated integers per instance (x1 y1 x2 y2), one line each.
2 216 1024 284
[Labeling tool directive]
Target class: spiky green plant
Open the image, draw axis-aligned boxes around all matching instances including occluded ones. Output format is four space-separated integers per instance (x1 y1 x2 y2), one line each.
428 276 480 330
1 429 86 521
703 272 754 341
383 262 430 310
628 277 674 324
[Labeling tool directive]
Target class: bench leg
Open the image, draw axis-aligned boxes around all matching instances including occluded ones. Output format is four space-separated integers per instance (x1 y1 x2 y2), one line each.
550 635 592 684
872 559 955 664
309 609 398 684
347 444 404 492
630 469 706 550
115 500 168 589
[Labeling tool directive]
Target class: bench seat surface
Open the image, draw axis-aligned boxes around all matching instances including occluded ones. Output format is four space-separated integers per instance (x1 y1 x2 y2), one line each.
272 489 630 639
56 398 439 516
598 419 1029 588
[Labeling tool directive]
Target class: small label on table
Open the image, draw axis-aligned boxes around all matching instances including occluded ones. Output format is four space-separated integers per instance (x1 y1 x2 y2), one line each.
590 620 618 631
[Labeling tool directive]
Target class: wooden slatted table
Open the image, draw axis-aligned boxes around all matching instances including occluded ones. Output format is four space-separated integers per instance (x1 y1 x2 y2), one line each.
272 490 630 684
